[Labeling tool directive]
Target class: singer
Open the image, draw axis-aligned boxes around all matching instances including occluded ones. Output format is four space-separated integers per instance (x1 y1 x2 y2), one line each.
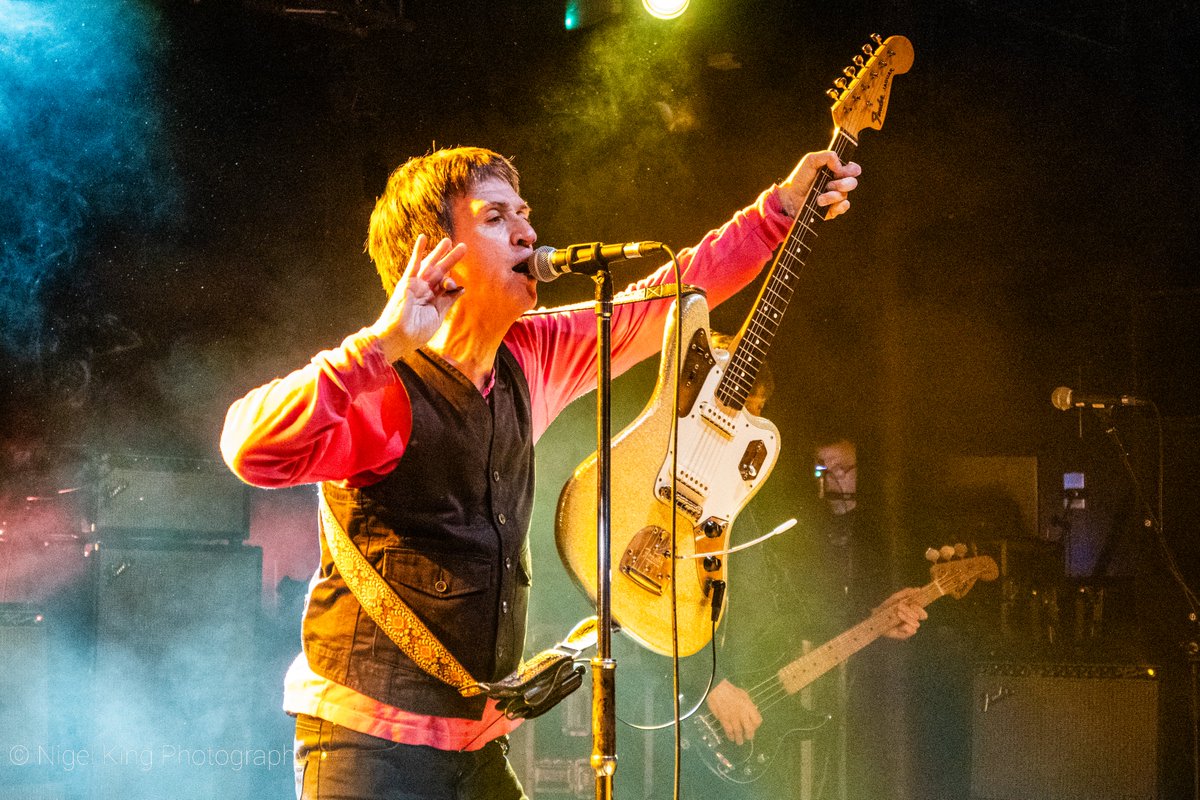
220 145 860 800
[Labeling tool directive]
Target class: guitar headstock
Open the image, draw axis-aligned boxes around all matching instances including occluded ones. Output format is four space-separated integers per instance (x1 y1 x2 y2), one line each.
827 33 914 140
926 543 999 600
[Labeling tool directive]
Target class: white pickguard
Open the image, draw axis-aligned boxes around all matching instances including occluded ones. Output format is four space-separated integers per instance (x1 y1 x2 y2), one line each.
654 349 780 532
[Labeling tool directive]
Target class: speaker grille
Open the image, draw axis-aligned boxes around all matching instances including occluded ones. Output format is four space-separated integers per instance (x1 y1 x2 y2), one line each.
970 663 1158 800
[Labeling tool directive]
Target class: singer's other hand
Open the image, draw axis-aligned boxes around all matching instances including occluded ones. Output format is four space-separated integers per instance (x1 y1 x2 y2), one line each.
706 679 763 745
779 151 861 220
369 234 467 362
875 587 927 640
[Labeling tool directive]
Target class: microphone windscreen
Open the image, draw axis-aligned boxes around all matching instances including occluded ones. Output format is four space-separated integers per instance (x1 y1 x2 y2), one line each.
529 246 559 283
1051 386 1074 411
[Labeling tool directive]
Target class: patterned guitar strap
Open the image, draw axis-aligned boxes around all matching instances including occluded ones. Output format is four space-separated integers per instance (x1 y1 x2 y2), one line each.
318 491 485 698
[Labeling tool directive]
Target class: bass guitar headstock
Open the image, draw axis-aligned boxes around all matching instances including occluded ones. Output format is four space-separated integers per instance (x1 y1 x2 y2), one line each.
925 543 1000 600
827 33 914 140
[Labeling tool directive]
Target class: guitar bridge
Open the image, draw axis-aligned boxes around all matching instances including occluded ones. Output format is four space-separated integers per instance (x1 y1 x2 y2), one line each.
619 526 672 596
657 484 703 521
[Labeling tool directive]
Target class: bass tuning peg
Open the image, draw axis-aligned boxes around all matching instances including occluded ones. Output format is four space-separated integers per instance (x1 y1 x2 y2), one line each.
924 547 941 563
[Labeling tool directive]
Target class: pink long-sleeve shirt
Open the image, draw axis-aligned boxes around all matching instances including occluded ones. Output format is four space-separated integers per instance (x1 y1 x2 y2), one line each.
221 187 793 750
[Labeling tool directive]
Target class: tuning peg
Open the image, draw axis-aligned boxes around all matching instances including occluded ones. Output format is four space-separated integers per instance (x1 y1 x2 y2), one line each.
853 55 865 67
834 77 847 90
939 544 956 561
825 88 840 101
861 44 873 56
954 543 968 558
843 66 857 79
871 33 883 46
925 547 940 563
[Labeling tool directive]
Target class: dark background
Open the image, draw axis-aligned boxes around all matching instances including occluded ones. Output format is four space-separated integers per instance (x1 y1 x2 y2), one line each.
2 1 1198 798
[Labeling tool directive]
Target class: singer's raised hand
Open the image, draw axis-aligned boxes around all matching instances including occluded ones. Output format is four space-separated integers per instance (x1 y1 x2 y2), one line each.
368 234 467 362
779 150 861 220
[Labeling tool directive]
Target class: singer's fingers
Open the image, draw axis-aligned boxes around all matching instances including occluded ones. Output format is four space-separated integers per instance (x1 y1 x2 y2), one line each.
825 175 859 194
395 234 430 287
820 196 850 214
832 159 862 179
416 239 466 288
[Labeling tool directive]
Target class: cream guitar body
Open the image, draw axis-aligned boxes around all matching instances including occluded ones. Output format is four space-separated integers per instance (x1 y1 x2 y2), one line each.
555 291 779 656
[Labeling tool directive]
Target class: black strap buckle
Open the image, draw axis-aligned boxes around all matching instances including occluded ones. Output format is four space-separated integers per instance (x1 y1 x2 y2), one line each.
472 616 596 720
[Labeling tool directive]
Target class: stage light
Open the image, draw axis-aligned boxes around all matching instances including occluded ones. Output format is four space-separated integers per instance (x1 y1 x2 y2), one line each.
642 0 689 20
565 0 621 30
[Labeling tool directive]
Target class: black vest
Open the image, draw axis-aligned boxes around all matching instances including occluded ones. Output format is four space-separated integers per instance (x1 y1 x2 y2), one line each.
303 345 535 719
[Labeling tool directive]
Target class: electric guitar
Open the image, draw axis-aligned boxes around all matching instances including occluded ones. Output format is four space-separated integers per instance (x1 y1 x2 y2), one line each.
554 34 915 656
689 554 999 784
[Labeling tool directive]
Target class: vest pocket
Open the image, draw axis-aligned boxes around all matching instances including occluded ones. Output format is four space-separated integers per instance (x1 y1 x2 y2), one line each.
370 547 494 668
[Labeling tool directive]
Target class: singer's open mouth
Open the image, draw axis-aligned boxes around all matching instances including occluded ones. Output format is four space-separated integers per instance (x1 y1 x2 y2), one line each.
511 259 531 276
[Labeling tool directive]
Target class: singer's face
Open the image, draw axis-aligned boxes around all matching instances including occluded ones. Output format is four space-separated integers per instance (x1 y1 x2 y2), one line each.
447 176 539 317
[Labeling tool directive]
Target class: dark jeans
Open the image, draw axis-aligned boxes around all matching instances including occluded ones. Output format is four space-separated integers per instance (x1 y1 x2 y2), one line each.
294 714 527 800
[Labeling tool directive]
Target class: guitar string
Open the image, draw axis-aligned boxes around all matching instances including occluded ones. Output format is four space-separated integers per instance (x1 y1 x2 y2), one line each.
700 569 979 727
716 134 845 407
685 200 818 482
694 567 984 739
686 131 854 485
669 130 860 690
696 587 934 731
742 577 957 713
691 118 948 739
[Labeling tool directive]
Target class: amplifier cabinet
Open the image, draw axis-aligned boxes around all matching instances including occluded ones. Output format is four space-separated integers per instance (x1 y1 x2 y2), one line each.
95 455 248 540
970 663 1158 800
91 542 262 799
0 607 49 757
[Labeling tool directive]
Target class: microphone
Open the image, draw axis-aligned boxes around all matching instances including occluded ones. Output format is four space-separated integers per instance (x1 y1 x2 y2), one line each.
528 241 664 282
1051 386 1148 411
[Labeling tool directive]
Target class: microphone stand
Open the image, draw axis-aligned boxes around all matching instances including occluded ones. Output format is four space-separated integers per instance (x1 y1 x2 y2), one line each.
1096 408 1200 800
590 267 617 800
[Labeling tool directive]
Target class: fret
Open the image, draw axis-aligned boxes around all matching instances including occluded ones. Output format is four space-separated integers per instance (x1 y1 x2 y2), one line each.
713 129 859 411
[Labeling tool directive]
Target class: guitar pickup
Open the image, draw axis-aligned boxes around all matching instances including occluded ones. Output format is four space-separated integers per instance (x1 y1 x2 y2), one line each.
619 526 672 596
698 401 736 439
677 329 716 417
739 439 767 481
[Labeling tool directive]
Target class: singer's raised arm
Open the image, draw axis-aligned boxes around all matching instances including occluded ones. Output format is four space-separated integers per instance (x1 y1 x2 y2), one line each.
506 184 793 441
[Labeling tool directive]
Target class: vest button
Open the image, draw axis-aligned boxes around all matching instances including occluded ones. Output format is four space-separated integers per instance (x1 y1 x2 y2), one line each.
501 600 509 614
492 470 501 482
434 579 448 593
497 513 507 525
505 557 513 570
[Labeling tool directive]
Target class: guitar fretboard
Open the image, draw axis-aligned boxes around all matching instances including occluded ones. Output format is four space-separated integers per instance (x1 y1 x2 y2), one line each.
715 128 859 411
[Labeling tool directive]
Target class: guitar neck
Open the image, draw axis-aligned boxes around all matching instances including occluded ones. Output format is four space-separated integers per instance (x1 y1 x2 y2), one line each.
776 578 941 695
714 128 859 411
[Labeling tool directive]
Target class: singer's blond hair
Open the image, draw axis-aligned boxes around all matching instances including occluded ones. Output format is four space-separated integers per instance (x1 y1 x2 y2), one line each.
367 147 520 294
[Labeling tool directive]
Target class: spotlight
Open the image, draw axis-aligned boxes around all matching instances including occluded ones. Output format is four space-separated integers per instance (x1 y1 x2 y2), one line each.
565 0 621 29
642 0 689 20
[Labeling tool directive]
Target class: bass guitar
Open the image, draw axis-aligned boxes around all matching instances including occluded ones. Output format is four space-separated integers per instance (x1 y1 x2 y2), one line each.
688 553 999 784
554 34 915 655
